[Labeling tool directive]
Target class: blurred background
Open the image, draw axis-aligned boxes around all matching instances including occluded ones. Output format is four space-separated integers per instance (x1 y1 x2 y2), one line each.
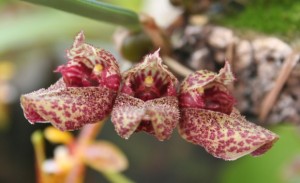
1 0 300 183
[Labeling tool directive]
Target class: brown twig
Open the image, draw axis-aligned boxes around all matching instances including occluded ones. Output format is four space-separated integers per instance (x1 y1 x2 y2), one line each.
259 53 300 122
225 42 236 66
163 56 193 77
165 13 185 34
139 13 171 56
225 41 237 91
139 13 194 78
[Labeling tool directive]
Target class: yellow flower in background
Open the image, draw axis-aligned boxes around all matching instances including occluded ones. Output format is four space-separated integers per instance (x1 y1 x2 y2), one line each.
0 61 16 129
0 61 15 81
44 127 74 144
31 127 129 183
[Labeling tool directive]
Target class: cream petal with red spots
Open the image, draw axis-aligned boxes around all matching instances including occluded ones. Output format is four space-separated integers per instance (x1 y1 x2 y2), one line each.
180 61 235 94
179 108 279 160
21 79 116 131
111 94 145 139
112 93 179 141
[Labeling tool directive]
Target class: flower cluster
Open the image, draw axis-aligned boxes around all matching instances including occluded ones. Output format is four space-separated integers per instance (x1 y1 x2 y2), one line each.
21 32 278 160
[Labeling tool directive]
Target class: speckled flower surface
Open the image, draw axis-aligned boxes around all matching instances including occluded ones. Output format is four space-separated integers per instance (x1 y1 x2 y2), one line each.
179 62 279 160
111 50 180 141
21 32 121 131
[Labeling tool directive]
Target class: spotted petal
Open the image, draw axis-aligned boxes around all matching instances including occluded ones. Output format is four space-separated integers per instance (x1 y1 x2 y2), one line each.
180 61 235 94
21 79 116 131
179 108 279 160
112 93 179 141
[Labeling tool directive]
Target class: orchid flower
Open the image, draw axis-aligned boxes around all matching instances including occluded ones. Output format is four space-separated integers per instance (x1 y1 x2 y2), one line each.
178 62 279 160
32 127 128 183
20 31 121 131
111 50 180 141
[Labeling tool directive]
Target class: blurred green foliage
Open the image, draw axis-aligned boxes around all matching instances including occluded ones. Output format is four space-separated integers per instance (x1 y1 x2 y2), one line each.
221 125 300 183
104 0 142 11
0 0 143 55
216 0 300 38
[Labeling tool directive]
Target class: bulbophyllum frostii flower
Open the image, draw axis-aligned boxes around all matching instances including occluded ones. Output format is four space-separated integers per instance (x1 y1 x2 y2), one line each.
20 31 121 131
178 62 279 160
111 50 180 141
20 31 279 161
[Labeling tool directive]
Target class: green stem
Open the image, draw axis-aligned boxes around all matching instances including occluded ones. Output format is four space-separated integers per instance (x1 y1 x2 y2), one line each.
22 0 142 32
102 171 135 183
31 130 46 183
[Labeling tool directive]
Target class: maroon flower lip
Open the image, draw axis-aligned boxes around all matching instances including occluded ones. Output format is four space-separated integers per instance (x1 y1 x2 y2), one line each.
178 62 279 160
179 82 236 114
20 31 121 131
111 50 180 141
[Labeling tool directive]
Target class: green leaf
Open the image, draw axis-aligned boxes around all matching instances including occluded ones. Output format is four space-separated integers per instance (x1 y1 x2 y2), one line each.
22 0 142 32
